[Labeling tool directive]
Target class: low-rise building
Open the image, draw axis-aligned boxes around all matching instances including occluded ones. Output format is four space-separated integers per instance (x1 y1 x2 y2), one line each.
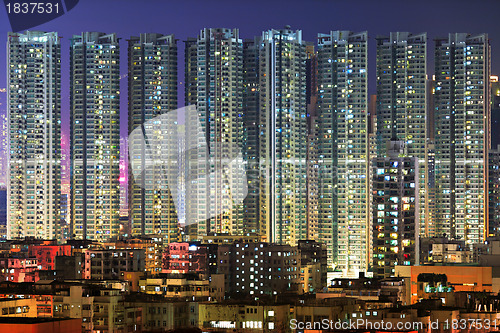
0 318 82 333
127 294 198 330
298 240 327 293
139 273 211 300
163 243 190 273
92 288 125 332
101 236 164 274
198 302 291 332
83 249 145 280
162 242 217 275
28 245 72 270
420 237 471 264
217 242 301 296
428 243 471 264
0 298 37 317
0 280 137 332
0 257 38 282
395 265 493 304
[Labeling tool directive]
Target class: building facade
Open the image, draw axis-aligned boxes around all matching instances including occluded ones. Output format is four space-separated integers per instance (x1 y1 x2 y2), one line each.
434 33 490 245
258 28 308 245
372 141 419 278
217 242 301 296
184 28 246 239
0 114 7 188
242 37 261 236
0 188 6 239
376 32 429 237
83 248 145 280
60 193 69 241
128 33 179 242
306 44 319 241
7 31 61 240
70 32 120 241
317 31 369 275
489 145 500 236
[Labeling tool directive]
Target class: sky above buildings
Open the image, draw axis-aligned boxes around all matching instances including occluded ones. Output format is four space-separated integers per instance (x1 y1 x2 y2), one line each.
0 0 500 187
